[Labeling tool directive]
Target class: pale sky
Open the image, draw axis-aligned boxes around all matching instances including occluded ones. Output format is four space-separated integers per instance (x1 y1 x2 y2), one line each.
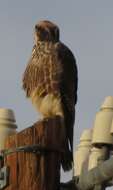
0 0 113 185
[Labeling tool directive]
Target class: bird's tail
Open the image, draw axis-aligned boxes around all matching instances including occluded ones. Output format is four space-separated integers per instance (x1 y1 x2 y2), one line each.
61 107 75 171
61 140 73 171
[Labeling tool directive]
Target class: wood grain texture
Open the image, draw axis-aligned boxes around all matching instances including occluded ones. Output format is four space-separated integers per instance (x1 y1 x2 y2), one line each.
4 116 64 190
5 134 18 190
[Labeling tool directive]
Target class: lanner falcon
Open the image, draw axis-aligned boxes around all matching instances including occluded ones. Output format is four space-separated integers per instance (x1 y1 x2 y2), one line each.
22 20 78 171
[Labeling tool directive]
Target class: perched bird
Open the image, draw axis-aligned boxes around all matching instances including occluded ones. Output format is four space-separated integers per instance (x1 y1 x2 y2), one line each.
22 20 78 171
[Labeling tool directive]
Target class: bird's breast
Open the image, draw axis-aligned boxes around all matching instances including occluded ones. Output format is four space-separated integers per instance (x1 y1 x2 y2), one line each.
31 90 64 118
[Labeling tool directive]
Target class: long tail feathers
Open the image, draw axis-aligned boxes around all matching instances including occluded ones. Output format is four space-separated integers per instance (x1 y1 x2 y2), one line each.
61 108 75 171
61 140 73 171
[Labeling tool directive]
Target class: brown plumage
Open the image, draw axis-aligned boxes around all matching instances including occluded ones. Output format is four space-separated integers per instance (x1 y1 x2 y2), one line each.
22 20 78 171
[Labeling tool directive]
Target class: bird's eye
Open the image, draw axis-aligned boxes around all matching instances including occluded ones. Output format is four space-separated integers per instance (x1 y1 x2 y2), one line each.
35 25 42 32
35 25 43 32
35 25 38 30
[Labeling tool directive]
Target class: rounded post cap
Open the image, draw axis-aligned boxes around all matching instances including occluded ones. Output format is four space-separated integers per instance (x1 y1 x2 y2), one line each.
101 96 113 110
0 108 16 122
80 128 92 142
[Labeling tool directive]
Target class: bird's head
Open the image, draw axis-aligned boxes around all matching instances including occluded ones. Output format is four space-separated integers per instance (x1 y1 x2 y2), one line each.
34 20 60 44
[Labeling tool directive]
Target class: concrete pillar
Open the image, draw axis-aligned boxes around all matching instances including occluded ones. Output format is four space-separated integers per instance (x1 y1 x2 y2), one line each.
74 128 92 176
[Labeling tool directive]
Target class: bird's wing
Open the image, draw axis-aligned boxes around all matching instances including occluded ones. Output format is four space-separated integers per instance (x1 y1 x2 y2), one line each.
57 42 78 153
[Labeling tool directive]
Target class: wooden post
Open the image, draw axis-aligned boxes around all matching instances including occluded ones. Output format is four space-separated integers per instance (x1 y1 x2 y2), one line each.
4 116 64 190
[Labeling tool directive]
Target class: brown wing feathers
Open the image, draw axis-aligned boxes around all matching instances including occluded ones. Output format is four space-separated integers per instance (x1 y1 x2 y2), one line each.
56 43 78 170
